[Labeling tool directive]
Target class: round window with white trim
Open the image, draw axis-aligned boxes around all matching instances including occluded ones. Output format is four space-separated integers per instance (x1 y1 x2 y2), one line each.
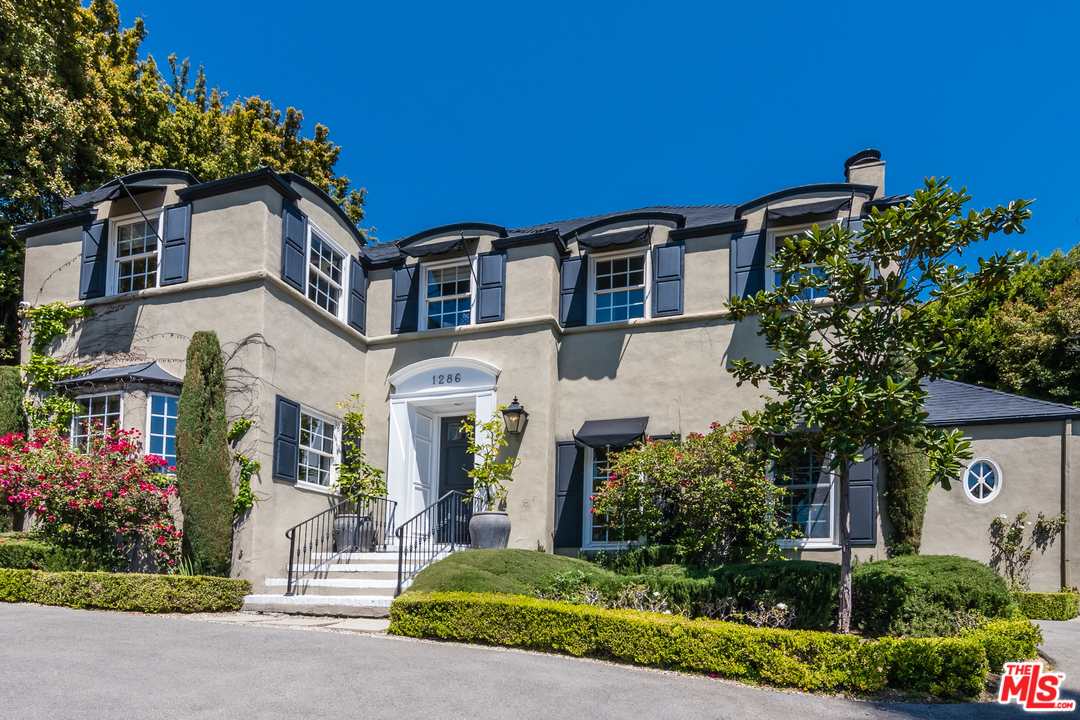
963 458 1002 503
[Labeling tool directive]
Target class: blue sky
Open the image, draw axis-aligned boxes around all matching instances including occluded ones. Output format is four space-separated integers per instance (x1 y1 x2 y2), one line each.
116 0 1079 263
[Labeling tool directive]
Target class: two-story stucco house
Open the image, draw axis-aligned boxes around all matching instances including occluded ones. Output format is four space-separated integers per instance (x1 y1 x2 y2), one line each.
18 150 1080 615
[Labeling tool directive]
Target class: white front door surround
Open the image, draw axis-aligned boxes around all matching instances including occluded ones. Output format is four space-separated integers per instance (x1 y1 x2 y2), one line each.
386 358 501 521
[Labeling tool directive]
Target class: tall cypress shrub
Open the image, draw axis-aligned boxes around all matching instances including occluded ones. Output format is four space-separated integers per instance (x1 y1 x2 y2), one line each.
0 366 25 437
882 436 930 556
175 332 233 576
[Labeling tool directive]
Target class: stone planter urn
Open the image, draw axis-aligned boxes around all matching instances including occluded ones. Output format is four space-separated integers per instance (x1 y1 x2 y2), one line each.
333 514 376 552
469 511 511 550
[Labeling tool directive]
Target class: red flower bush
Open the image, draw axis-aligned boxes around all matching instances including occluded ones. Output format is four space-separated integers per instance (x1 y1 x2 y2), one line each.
0 426 181 570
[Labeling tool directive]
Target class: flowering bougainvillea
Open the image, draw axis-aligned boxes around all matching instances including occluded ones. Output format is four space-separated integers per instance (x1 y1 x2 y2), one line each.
0 426 181 570
591 421 796 564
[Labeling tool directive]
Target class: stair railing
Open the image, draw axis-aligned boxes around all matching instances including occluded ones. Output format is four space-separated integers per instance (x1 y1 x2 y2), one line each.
395 491 476 596
284 494 397 596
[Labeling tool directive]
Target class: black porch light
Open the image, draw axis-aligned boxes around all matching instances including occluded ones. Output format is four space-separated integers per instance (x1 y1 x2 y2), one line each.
501 397 528 435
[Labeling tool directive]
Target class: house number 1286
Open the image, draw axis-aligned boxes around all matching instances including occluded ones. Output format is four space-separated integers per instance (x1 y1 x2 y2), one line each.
433 373 462 385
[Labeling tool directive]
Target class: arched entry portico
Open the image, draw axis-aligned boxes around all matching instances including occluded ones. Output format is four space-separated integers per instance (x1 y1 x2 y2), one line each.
386 358 501 520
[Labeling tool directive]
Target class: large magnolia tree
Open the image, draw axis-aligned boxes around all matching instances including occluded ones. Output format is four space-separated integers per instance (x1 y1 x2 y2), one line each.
725 177 1031 633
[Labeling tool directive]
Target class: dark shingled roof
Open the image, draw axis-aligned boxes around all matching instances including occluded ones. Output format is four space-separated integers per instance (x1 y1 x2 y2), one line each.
924 379 1080 426
506 205 738 238
54 362 182 389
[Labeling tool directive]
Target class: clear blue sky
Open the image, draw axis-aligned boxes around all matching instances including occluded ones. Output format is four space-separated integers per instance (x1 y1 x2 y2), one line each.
117 0 1079 262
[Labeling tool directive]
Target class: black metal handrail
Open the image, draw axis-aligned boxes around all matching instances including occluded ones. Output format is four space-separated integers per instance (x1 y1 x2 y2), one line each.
395 491 478 596
284 494 396 596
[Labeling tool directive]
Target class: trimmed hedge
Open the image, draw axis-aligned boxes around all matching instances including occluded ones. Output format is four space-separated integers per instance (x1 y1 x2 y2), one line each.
0 569 251 612
1015 591 1080 621
390 592 1040 697
710 561 839 630
966 618 1043 673
0 537 123 572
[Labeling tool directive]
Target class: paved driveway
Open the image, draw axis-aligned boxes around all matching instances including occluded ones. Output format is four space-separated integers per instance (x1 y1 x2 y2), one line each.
0 603 1072 719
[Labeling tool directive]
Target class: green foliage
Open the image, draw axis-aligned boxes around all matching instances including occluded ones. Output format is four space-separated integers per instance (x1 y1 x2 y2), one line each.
227 417 253 442
989 510 1067 591
725 177 1031 631
881 436 929 556
175 331 232 576
408 549 610 596
592 544 683 574
594 423 793 564
462 409 519 511
711 561 841 631
851 555 1015 638
926 246 1080 404
232 453 260 516
332 394 386 498
963 618 1043 673
0 568 251 612
0 535 121 571
0 365 25 438
16 302 93 428
390 592 1036 697
21 302 94 354
0 0 368 359
1014 591 1080 621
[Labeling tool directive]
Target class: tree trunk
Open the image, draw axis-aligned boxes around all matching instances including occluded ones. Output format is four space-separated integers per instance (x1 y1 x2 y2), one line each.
838 464 852 633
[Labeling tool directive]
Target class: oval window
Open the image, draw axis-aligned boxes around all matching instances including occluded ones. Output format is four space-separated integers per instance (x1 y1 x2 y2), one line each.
963 458 1002 503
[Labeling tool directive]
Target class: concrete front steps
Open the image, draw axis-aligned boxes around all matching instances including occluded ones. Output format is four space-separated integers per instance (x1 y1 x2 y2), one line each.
243 546 452 618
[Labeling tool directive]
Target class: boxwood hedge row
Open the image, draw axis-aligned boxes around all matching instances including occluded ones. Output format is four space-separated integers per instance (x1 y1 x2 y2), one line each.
1014 591 1080 621
390 592 1041 697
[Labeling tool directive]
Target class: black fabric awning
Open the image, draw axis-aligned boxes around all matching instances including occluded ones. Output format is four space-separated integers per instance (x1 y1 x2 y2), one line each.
767 197 851 222
576 226 651 250
54 362 182 389
400 236 477 258
61 183 166 211
574 417 649 449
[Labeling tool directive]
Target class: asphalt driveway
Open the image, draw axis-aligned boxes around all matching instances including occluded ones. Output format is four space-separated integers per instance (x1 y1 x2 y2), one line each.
0 603 1073 720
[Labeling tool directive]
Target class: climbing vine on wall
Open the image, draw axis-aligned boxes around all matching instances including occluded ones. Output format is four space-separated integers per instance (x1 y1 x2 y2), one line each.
18 302 93 428
990 509 1067 591
228 417 261 516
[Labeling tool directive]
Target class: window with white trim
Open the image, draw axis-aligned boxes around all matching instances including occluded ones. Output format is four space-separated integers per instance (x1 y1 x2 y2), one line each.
963 458 1002 503
71 393 122 449
776 452 835 544
146 394 178 468
298 410 339 487
583 447 627 546
307 226 345 317
111 212 163 294
590 249 649 324
423 261 473 330
770 226 830 301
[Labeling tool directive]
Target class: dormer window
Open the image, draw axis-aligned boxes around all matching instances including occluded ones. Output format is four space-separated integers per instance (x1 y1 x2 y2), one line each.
423 261 473 329
770 226 830 301
308 229 344 316
110 212 163 294
589 249 650 324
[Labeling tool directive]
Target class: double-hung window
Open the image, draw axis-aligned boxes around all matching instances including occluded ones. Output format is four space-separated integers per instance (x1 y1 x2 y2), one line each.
111 212 163 294
307 226 346 317
582 447 627 547
146 394 178 468
297 409 339 488
590 251 648 324
770 227 830 301
423 262 473 330
776 452 835 545
71 393 122 449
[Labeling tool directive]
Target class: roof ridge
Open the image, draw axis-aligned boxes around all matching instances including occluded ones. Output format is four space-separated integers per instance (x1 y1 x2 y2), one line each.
508 204 737 233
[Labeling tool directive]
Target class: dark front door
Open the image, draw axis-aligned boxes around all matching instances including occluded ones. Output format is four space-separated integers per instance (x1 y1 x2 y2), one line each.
439 416 474 497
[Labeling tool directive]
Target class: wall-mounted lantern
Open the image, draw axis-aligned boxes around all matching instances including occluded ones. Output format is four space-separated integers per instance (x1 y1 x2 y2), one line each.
501 397 528 435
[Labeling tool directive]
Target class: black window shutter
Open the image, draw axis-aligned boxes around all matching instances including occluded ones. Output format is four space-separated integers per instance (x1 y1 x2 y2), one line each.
79 219 109 300
652 243 684 316
281 202 307 292
554 441 584 548
848 450 877 544
160 204 191 286
730 229 767 300
272 396 301 482
347 257 367 334
559 256 587 327
476 252 506 323
391 264 419 333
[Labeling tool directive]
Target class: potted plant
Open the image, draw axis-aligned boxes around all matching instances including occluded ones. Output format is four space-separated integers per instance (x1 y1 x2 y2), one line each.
462 408 521 549
332 395 386 553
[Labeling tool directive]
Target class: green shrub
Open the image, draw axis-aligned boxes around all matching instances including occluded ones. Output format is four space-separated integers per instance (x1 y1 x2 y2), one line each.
0 568 251 612
0 365 25 438
593 545 682 575
176 331 233 577
0 536 121 571
390 592 1019 697
881 435 929 556
709 561 840 630
852 555 1014 637
964 618 1043 672
1014 591 1080 621
409 549 611 595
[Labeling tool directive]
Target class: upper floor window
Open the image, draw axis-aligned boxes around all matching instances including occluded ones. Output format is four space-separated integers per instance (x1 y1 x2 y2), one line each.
298 409 339 487
770 226 830 302
71 393 122 449
423 261 473 330
307 226 346 317
590 250 650 324
111 213 163 294
146 394 178 468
